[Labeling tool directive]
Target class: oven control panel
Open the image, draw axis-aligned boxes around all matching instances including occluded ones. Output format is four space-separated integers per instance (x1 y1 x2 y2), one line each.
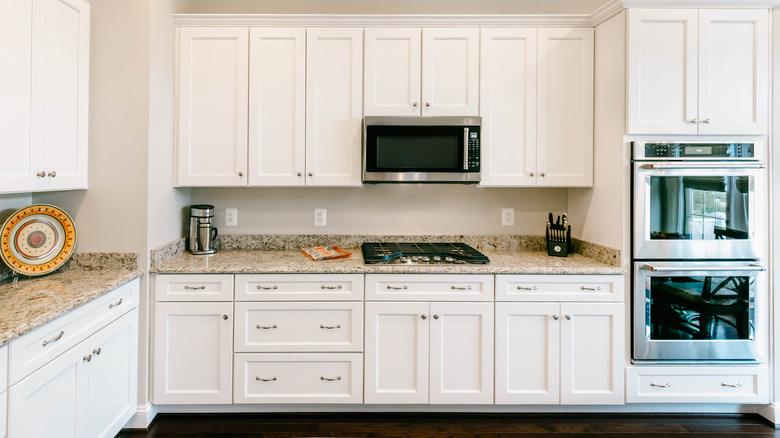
637 142 755 159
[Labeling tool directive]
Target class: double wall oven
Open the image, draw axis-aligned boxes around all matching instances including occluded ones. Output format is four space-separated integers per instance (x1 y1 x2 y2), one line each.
631 141 767 362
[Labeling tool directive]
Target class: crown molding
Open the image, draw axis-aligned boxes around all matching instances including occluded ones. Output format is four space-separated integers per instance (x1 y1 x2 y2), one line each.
620 0 780 7
591 0 624 26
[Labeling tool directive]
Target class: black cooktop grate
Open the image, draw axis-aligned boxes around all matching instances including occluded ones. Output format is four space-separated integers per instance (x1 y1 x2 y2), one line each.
361 242 490 264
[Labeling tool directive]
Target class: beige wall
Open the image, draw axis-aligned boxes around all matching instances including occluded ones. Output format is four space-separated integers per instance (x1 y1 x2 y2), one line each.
179 0 608 15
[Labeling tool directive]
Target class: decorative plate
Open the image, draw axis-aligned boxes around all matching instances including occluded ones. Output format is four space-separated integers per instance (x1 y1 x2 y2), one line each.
0 204 77 276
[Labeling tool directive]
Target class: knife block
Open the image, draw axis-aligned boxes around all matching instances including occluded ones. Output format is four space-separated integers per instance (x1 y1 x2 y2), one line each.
546 225 572 257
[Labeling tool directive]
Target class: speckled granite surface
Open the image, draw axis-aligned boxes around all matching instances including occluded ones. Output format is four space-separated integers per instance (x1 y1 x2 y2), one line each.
0 253 142 346
151 234 622 274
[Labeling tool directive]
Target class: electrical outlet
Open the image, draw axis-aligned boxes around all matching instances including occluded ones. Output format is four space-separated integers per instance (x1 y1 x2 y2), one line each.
314 208 327 227
501 208 515 226
225 208 237 227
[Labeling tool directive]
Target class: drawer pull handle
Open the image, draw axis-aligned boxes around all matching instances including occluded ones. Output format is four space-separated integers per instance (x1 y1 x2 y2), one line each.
721 382 743 388
257 285 278 290
321 376 342 381
387 285 408 290
256 376 277 382
451 285 472 290
109 298 123 309
93 348 102 355
320 324 341 329
42 331 64 347
257 324 277 330
321 285 343 290
650 382 671 388
517 285 538 291
581 286 602 291
184 285 206 290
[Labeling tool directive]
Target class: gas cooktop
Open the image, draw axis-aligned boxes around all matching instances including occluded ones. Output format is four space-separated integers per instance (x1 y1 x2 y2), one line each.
361 242 490 265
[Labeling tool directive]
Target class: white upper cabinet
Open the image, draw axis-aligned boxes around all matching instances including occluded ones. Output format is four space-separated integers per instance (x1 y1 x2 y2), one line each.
628 9 768 135
479 29 537 187
0 0 89 194
364 28 479 117
176 27 249 186
248 28 306 186
305 28 363 186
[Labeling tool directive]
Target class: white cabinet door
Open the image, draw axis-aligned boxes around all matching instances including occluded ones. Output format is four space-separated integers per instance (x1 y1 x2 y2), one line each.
154 302 233 404
698 9 767 135
560 302 624 405
495 303 560 404
364 28 422 116
429 302 493 404
0 391 6 438
479 28 537 187
537 28 593 187
421 28 479 116
364 302 429 404
627 9 699 134
8 341 86 438
86 309 138 438
176 27 248 186
248 28 306 186
305 28 363 187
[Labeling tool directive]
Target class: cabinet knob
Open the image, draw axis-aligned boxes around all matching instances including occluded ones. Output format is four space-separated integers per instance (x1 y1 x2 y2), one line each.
689 118 699 125
222 314 228 320
425 102 431 108
433 314 440 320
540 172 547 177
530 172 535 177
565 315 571 320
297 172 302 177
413 102 418 108
48 171 56 178
421 314 427 320
238 172 243 177
308 172 313 177
702 118 711 125
37 171 46 178
83 354 92 362
552 315 559 320
93 348 102 355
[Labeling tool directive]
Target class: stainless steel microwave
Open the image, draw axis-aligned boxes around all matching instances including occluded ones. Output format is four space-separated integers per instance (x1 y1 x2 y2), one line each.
363 116 481 183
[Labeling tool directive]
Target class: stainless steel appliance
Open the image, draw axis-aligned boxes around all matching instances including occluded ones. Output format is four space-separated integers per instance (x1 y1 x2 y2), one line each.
631 141 767 363
361 242 489 265
188 204 218 255
363 116 481 183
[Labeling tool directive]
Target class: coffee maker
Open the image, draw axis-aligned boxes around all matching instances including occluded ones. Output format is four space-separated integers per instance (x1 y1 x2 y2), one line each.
188 204 218 254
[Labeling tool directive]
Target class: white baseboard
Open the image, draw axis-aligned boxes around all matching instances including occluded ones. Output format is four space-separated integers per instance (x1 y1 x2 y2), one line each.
122 403 159 430
759 404 777 426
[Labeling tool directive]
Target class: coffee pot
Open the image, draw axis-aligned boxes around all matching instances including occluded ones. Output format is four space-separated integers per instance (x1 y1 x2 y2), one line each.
188 204 218 254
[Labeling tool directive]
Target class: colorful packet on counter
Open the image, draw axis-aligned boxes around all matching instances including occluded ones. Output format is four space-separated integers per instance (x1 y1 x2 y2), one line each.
302 246 352 261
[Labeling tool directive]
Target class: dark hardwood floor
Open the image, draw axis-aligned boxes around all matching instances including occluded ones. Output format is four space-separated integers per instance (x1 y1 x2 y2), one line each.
116 413 779 438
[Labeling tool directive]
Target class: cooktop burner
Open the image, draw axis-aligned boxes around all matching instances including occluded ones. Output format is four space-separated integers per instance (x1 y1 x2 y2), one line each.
361 242 490 265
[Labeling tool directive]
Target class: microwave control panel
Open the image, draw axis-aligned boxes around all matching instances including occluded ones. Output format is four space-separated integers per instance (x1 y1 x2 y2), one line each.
468 129 480 171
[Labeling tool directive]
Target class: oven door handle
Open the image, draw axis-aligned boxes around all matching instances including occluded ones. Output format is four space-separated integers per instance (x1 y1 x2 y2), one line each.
639 163 765 170
641 263 766 272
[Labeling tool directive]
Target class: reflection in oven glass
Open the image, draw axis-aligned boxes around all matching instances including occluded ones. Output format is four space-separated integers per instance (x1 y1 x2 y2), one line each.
649 176 750 241
648 275 753 341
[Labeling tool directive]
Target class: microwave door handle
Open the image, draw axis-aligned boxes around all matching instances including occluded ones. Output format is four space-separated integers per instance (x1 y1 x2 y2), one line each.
641 264 766 272
639 163 765 170
463 127 469 170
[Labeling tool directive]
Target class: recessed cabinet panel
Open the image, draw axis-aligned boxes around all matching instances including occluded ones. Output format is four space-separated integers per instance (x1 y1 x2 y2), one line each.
421 28 479 116
364 28 422 116
176 27 248 186
479 29 537 187
236 274 364 301
626 366 768 403
248 28 306 186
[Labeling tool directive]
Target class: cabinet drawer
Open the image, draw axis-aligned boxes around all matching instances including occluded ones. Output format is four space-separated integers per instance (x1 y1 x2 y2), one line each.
234 302 363 352
496 274 623 301
9 279 138 385
365 274 494 301
154 274 234 301
236 274 363 301
626 366 768 403
234 353 362 403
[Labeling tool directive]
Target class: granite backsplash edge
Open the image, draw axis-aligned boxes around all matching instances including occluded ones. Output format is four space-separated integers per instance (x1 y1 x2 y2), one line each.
150 235 621 269
0 252 139 284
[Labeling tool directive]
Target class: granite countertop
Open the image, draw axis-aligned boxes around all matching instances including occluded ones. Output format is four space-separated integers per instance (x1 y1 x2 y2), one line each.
152 248 624 275
0 253 142 346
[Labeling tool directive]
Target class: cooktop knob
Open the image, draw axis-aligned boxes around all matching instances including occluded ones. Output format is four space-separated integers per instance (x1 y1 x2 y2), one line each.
399 257 408 263
411 256 419 262
433 256 442 262
445 257 454 263
422 256 430 262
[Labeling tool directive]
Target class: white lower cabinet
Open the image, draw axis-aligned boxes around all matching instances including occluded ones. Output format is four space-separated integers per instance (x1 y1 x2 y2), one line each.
234 353 363 403
8 308 138 438
626 366 768 404
153 302 233 404
364 301 494 404
496 302 624 405
0 390 6 438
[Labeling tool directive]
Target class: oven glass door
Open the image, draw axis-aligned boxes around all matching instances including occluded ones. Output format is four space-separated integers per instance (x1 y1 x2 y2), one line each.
633 262 764 361
633 163 764 259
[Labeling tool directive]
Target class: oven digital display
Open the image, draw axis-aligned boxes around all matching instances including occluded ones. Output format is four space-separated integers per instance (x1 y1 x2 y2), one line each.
685 145 712 155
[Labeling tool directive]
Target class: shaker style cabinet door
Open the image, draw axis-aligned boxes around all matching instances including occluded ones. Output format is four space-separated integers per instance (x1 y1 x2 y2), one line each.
153 302 233 404
697 9 767 135
248 28 307 186
305 28 363 187
421 28 480 117
364 28 422 116
536 28 593 187
627 9 698 134
479 28 537 187
176 27 249 186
